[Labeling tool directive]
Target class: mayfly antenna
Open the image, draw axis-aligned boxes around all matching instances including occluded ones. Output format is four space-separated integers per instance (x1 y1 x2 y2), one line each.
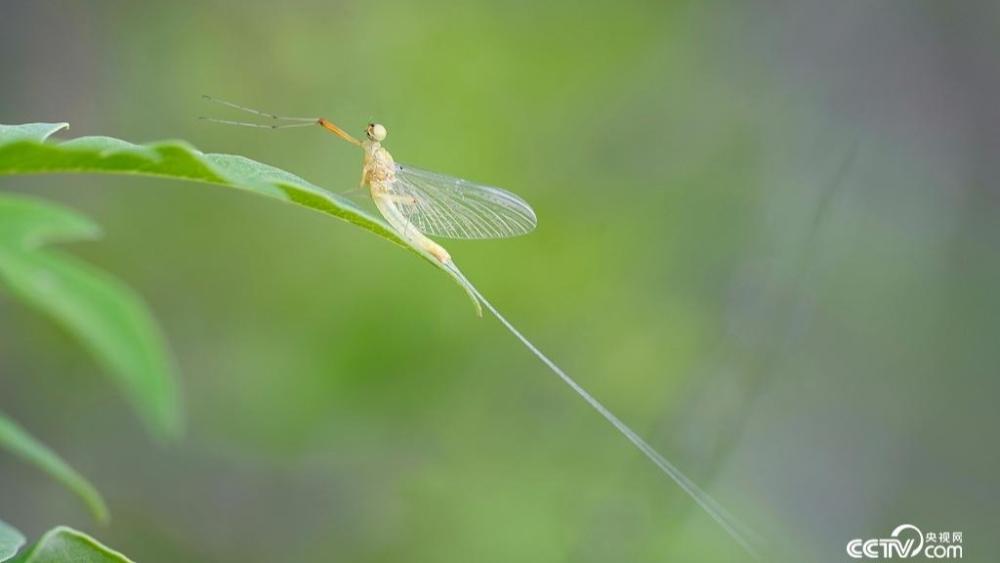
201 95 317 122
197 117 317 129
200 95 362 145
199 95 318 129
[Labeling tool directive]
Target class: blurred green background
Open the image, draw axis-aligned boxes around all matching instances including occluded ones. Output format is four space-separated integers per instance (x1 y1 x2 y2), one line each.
2 1 998 561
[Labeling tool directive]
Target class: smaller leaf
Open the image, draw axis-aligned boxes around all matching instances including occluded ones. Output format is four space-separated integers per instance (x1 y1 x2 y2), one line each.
0 520 25 562
0 412 109 524
0 195 182 439
11 527 132 563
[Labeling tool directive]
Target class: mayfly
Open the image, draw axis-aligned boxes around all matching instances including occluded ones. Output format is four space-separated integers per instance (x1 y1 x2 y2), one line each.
201 96 762 558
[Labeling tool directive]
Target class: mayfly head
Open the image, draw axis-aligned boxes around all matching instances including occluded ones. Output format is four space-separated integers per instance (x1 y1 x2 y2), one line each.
366 123 387 142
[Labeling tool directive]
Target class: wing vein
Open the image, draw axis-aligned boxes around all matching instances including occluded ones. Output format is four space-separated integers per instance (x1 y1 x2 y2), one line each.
391 164 537 240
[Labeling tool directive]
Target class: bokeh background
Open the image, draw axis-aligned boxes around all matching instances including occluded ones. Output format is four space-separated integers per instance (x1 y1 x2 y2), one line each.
2 1 998 561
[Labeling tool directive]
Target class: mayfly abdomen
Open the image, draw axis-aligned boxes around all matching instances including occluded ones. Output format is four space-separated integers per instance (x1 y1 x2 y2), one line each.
373 193 451 264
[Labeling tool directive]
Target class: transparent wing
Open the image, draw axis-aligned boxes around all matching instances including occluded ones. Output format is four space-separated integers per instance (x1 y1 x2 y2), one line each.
389 164 537 239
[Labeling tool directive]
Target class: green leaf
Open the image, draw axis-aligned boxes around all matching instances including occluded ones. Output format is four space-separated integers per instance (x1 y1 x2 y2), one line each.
0 412 108 524
0 520 26 562
11 527 133 563
0 194 181 439
0 122 481 313
0 124 70 144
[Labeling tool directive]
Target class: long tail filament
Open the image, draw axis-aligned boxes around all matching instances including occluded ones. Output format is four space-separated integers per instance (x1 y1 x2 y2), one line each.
446 262 763 559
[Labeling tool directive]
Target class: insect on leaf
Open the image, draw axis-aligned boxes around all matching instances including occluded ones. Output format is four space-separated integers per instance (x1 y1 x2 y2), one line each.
0 123 481 313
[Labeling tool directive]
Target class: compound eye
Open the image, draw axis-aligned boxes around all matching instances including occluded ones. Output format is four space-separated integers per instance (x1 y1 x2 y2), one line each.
368 123 387 141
